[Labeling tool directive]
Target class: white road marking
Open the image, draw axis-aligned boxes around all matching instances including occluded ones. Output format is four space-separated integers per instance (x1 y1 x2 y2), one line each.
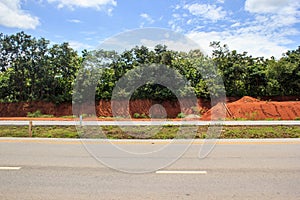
0 167 21 170
156 170 207 174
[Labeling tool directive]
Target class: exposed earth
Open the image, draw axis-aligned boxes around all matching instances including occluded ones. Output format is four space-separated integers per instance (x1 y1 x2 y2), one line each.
0 96 299 120
201 96 300 120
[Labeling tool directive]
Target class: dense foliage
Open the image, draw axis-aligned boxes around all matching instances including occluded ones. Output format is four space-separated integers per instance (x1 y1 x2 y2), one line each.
210 41 300 97
0 32 299 103
0 32 80 103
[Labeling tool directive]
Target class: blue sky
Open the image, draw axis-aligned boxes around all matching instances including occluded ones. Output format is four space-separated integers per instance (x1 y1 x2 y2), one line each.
0 0 299 58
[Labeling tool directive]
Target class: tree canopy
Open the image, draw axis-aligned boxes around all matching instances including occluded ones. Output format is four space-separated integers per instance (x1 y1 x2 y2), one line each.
0 32 299 103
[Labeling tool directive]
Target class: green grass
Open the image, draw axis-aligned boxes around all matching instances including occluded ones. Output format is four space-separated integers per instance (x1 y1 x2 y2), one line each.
0 125 299 139
221 126 300 138
59 115 76 118
0 126 79 138
27 110 54 118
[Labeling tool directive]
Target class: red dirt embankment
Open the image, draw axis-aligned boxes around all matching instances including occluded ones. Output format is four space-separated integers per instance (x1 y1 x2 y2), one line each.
201 96 300 120
0 99 211 118
0 101 72 117
0 96 300 120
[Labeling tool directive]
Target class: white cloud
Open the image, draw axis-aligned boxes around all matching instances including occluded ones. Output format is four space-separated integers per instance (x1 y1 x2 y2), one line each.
245 0 290 13
239 0 299 55
47 0 117 11
245 0 300 28
98 28 204 53
231 22 241 28
0 0 40 29
140 13 155 24
139 38 201 53
67 19 81 23
168 20 184 33
187 30 288 58
184 3 227 22
101 37 200 53
245 0 300 30
68 40 93 51
168 0 299 58
99 36 136 52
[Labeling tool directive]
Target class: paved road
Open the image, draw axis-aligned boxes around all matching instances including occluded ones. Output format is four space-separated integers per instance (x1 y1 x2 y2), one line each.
0 138 299 199
0 120 300 126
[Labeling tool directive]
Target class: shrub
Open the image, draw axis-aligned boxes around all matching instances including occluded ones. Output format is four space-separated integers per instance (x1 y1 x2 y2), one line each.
27 110 43 117
133 113 140 118
177 112 185 118
140 113 148 118
27 110 54 118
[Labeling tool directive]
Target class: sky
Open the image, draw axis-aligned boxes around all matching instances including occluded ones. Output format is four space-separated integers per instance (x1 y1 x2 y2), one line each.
0 0 299 58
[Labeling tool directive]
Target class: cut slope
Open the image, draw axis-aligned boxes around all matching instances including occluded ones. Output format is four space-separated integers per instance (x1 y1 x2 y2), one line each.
201 96 300 120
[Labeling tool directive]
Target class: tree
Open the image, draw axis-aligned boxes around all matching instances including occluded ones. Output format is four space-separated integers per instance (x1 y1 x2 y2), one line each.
0 32 81 103
1 32 299 103
266 47 300 96
46 43 80 103
210 41 268 97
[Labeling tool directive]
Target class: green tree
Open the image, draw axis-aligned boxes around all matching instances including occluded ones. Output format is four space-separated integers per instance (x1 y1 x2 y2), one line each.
46 43 80 103
0 32 80 103
210 41 268 97
266 47 300 96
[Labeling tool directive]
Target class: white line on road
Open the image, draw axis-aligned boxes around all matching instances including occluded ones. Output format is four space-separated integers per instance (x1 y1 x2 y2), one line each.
0 167 21 170
156 170 207 174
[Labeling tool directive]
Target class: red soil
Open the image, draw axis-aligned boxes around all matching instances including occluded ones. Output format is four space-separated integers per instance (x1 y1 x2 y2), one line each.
0 101 72 117
201 96 300 120
0 99 210 118
0 96 300 120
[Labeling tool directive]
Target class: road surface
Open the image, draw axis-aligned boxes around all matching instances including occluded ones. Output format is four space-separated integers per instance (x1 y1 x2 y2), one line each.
0 138 299 199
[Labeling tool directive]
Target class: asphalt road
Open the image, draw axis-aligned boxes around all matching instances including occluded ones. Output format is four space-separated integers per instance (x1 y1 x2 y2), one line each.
0 138 299 199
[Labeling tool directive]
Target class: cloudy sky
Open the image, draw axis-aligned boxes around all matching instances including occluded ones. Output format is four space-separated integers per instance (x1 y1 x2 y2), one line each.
0 0 299 58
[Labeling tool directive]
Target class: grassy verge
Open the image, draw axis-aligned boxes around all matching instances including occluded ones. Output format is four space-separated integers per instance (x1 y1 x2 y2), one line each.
0 125 299 139
0 126 79 138
221 126 300 138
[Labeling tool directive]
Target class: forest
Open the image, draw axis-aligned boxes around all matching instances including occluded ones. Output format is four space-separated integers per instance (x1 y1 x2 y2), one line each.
0 31 299 104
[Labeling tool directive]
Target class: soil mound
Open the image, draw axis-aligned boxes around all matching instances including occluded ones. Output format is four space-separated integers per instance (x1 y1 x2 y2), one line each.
200 103 227 120
201 97 300 120
234 96 260 103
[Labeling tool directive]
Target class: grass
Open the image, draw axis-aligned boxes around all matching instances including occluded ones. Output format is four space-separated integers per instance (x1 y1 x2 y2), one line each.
27 110 54 118
0 125 299 139
221 126 300 138
59 115 76 118
0 126 79 138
